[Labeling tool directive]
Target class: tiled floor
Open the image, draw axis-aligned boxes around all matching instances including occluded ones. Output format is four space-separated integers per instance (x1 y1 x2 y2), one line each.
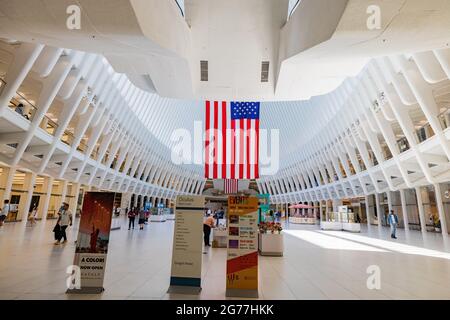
1 217 450 300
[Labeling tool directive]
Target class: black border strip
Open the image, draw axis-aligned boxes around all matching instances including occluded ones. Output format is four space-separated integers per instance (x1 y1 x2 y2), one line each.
175 207 205 211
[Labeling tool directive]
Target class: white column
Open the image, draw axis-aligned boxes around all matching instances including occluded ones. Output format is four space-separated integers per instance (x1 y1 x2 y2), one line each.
434 184 448 236
19 172 36 223
39 176 54 221
0 166 16 201
415 187 427 234
399 189 410 231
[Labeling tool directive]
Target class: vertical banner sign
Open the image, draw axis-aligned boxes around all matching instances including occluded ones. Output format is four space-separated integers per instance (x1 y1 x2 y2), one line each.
226 196 259 298
168 195 205 294
67 192 115 294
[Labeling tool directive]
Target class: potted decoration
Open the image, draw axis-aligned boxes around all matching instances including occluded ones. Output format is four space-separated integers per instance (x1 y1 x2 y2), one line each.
258 222 284 256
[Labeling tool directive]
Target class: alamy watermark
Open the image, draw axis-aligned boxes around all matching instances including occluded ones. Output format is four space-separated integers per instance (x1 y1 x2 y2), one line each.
366 265 381 290
66 265 81 290
66 5 81 30
367 5 381 30
170 121 280 176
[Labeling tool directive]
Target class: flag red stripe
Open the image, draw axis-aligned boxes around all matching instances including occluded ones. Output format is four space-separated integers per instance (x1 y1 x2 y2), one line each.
213 101 219 179
239 119 244 179
231 120 236 179
255 119 259 179
222 101 227 178
205 101 210 178
224 179 238 194
247 118 251 179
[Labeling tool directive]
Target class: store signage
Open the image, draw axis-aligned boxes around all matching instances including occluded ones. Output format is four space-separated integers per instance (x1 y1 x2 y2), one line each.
338 205 348 222
168 195 205 293
226 196 259 298
67 192 115 294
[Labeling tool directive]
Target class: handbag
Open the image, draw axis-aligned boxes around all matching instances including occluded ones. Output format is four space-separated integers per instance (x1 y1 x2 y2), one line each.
53 219 61 232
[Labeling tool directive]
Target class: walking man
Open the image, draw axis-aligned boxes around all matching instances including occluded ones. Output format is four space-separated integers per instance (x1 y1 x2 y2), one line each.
388 210 399 239
55 202 72 244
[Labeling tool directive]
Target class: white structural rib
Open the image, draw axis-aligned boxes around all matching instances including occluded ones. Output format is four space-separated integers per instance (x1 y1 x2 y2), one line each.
0 43 203 200
260 49 450 207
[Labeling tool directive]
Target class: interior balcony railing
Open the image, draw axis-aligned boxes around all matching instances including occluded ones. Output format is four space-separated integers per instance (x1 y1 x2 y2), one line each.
396 136 410 154
90 146 100 161
9 92 37 122
381 143 393 161
77 140 88 154
61 131 75 147
39 116 59 136
416 122 435 144
438 108 450 131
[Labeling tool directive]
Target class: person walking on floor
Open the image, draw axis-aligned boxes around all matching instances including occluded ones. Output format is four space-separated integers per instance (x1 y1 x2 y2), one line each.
0 199 11 227
388 210 399 239
138 209 146 230
55 202 72 245
28 205 38 226
203 213 215 248
128 208 136 230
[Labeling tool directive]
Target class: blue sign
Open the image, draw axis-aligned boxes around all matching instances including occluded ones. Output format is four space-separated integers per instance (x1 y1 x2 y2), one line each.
144 202 152 211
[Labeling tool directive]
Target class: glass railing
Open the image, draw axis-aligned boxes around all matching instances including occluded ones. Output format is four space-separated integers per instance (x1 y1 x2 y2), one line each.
415 122 434 143
77 140 88 154
368 150 378 166
9 92 38 121
61 131 75 146
381 144 393 160
438 109 450 131
396 136 410 153
39 116 59 136
8 91 65 138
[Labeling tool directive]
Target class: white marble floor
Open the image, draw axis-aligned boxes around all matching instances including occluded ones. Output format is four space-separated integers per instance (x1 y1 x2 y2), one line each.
1 217 450 300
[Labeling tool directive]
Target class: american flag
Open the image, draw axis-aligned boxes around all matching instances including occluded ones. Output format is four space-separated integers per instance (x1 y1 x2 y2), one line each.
224 179 238 194
205 101 260 179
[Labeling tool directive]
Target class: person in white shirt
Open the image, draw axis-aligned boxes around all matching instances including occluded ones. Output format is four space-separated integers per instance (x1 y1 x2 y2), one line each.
28 205 38 226
0 199 11 226
55 202 72 245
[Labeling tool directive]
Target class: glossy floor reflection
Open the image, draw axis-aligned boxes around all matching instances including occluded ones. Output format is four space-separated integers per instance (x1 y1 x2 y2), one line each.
0 217 449 300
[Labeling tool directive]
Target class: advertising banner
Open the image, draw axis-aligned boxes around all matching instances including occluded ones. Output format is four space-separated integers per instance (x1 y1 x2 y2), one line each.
226 196 259 298
67 192 115 294
168 195 205 294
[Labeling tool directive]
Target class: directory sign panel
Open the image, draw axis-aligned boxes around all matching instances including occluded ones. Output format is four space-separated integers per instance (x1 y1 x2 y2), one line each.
169 195 205 292
226 196 259 298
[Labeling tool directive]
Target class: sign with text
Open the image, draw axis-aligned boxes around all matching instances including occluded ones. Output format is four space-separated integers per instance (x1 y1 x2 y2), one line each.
169 195 205 293
226 196 259 298
68 192 115 294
